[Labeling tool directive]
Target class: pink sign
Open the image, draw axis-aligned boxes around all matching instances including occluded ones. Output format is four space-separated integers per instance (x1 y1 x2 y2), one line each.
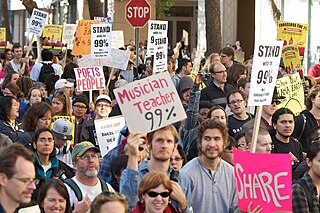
74 66 106 91
233 148 292 212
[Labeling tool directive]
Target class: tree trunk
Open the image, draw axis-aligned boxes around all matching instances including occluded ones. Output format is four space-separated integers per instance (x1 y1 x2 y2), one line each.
21 0 38 15
205 0 221 57
268 0 281 24
88 0 103 19
1 0 12 43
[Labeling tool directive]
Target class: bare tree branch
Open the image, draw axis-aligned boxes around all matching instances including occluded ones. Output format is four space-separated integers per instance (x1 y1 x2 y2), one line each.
268 0 281 24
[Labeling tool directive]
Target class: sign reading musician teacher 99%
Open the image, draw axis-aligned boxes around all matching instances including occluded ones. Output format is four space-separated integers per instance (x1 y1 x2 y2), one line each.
114 71 186 133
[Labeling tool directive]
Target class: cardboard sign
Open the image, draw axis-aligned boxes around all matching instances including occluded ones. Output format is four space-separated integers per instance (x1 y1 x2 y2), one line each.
275 73 305 115
114 71 186 133
277 21 308 58
0 28 5 50
111 31 124 49
95 116 126 157
62 24 77 49
281 44 302 74
28 8 48 36
91 23 112 59
248 40 283 106
234 149 292 212
74 66 106 91
50 116 76 146
42 25 63 50
147 20 168 56
72 20 99 55
153 35 167 74
103 48 131 70
77 54 101 68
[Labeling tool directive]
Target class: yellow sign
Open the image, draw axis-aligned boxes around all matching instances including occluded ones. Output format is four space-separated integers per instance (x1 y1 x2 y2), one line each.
281 44 302 74
277 21 308 58
275 73 305 115
72 20 99 55
50 115 76 146
0 28 6 50
42 25 63 50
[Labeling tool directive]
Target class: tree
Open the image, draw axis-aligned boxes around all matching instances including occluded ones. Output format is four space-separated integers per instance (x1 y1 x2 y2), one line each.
268 0 281 23
205 0 221 56
21 0 38 15
1 0 12 42
87 0 103 19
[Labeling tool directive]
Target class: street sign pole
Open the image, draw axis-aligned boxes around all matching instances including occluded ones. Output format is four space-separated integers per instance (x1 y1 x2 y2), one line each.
135 28 139 67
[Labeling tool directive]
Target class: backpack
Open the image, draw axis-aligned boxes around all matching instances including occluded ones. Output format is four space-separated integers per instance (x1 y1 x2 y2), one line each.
64 177 109 202
39 63 55 83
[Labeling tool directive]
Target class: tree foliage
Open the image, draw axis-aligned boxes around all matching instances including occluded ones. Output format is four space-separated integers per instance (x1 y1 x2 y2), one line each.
156 0 174 17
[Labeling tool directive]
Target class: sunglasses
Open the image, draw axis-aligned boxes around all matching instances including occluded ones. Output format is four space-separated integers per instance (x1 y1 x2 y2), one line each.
147 191 171 198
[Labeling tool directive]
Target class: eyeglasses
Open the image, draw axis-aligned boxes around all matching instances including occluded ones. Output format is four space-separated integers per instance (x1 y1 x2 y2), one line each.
214 70 227 74
272 100 281 105
147 191 171 198
229 99 244 106
170 156 183 162
38 138 54 143
13 177 40 185
73 105 87 109
96 103 111 108
79 153 100 161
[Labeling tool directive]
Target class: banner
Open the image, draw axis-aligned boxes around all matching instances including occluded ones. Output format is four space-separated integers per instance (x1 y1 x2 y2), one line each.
153 35 167 74
91 23 112 59
42 25 63 50
95 116 126 157
234 149 292 212
72 20 99 55
0 28 5 51
275 73 305 115
62 24 77 49
277 21 308 57
28 8 48 37
248 40 283 106
103 48 131 70
74 66 106 91
114 71 186 133
50 116 76 146
281 45 302 74
147 20 168 56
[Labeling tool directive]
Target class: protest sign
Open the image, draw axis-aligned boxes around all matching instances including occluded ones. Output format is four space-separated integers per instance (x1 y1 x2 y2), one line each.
62 23 77 49
77 54 101 68
72 20 99 55
111 31 124 49
248 41 283 106
94 17 112 23
277 21 308 58
153 35 167 74
114 71 186 133
50 116 76 146
42 25 63 50
275 73 305 115
0 28 5 51
234 149 292 212
74 66 106 91
95 116 126 157
281 44 302 75
147 20 168 56
28 8 48 37
91 23 112 59
103 48 131 70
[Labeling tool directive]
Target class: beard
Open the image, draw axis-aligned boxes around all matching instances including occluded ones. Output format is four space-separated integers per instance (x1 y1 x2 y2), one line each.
78 166 99 178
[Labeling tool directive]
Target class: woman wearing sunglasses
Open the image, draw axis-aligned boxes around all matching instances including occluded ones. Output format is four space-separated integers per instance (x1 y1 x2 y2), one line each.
131 171 178 213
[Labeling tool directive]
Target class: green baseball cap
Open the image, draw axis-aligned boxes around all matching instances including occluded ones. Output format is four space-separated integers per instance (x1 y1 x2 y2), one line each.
72 141 100 161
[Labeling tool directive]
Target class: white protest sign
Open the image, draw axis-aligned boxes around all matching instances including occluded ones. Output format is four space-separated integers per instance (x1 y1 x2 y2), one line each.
153 36 168 74
77 54 101 68
248 40 283 106
91 23 112 59
114 72 186 133
95 116 126 157
111 31 124 49
62 23 77 49
104 48 131 70
147 20 168 56
74 66 106 91
28 9 48 36
94 17 112 23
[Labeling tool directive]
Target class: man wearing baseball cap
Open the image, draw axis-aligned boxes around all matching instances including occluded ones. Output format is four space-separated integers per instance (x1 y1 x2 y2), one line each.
52 118 73 167
79 95 112 148
64 141 114 211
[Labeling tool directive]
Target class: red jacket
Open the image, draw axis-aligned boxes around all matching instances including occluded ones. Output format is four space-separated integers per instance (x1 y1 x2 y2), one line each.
131 201 179 213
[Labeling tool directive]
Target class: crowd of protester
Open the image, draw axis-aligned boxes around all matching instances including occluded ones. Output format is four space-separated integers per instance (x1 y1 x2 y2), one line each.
0 39 319 213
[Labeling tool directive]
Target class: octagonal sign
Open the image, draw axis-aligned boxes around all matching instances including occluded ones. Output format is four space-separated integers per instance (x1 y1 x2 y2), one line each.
125 0 151 28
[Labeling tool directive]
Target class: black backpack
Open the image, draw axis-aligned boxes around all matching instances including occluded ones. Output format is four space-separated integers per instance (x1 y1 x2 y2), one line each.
39 63 55 83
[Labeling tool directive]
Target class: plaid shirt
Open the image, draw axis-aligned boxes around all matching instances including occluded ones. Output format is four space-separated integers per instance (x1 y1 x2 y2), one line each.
292 173 320 213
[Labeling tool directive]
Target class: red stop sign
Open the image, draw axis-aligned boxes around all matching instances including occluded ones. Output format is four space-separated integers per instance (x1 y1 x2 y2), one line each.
125 0 151 28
